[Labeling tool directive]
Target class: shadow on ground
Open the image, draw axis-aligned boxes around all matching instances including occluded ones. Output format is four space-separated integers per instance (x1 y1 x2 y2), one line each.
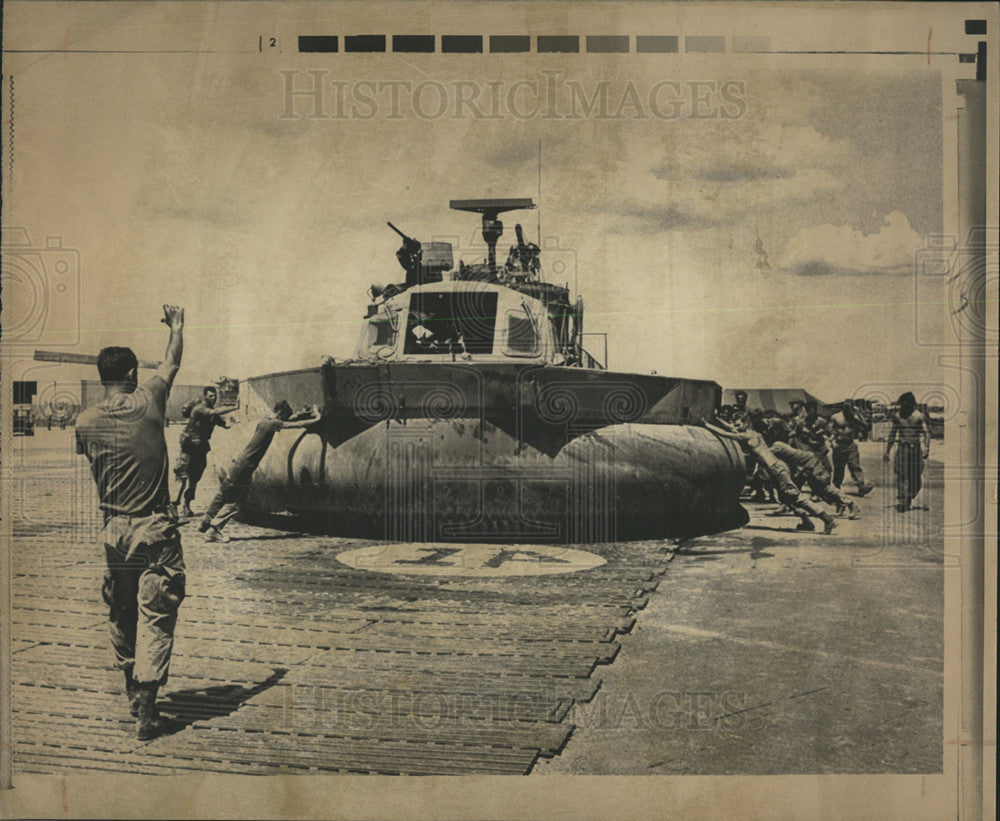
156 668 288 734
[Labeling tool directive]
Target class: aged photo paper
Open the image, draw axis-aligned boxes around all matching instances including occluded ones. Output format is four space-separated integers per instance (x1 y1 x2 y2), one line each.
1 2 996 819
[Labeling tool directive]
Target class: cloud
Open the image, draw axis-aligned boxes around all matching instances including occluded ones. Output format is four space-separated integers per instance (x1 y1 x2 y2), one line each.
580 199 721 234
651 124 852 186
592 165 844 237
624 123 853 232
773 124 852 167
779 211 923 276
695 162 794 184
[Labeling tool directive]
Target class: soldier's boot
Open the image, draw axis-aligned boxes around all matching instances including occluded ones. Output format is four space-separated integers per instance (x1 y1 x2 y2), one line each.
857 482 875 497
821 514 837 535
124 670 142 717
134 685 167 741
180 502 194 518
848 502 861 520
795 517 816 532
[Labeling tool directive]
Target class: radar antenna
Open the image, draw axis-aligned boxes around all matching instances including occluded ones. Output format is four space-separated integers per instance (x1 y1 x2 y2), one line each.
449 198 536 275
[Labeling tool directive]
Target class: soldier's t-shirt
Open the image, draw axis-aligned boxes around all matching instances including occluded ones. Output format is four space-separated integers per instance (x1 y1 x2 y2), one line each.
76 376 170 516
181 401 225 451
228 419 285 484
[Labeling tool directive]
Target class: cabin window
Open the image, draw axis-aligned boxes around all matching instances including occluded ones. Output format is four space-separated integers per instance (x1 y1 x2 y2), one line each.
372 319 396 346
404 291 498 355
502 309 540 356
362 310 399 354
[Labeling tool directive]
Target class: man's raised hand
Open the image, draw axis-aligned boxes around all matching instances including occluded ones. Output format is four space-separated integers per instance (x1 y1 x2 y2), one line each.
157 304 185 386
161 305 185 329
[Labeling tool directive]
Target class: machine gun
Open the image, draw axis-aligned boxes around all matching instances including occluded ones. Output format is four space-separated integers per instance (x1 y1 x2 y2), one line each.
388 221 423 287
386 221 453 288
504 223 541 278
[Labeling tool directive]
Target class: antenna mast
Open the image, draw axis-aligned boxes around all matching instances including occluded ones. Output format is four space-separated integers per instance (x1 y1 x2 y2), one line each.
537 139 542 244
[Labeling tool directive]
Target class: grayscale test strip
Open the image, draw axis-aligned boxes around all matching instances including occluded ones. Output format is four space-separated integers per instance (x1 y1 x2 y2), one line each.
295 19 990 62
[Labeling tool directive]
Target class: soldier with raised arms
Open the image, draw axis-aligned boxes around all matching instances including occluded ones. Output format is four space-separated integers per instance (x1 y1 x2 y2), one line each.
75 305 186 740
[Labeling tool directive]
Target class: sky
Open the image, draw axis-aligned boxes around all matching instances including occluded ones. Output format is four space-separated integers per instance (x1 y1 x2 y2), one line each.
3 2 963 405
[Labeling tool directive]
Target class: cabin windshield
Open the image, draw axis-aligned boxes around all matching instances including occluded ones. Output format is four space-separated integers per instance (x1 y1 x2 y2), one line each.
404 291 498 355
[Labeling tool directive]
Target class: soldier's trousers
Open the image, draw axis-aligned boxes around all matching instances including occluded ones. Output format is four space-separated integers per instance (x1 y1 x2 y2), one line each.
832 442 866 489
199 470 251 533
814 449 833 476
768 462 825 520
894 444 924 505
101 512 186 686
802 462 851 509
749 465 776 499
173 446 209 503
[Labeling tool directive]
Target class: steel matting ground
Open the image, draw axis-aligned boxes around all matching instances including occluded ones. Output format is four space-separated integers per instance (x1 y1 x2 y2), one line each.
5 430 670 775
4 430 944 776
